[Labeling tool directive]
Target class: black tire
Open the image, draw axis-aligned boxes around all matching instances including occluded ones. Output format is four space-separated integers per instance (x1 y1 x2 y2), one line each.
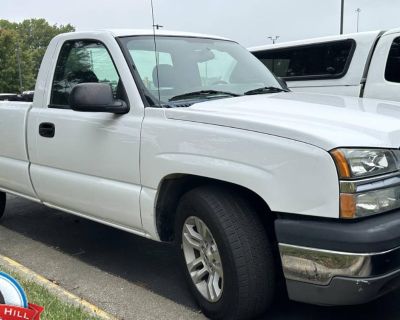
0 192 5 220
175 185 275 320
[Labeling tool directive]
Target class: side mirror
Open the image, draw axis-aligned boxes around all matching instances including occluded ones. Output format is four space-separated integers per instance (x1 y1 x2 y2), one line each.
276 77 290 91
69 83 129 114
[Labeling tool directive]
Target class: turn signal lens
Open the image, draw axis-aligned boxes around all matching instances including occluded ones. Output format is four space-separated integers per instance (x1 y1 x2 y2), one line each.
340 193 356 218
331 149 351 179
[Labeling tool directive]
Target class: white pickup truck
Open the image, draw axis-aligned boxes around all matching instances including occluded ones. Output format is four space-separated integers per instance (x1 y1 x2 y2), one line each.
250 29 400 102
2 29 400 320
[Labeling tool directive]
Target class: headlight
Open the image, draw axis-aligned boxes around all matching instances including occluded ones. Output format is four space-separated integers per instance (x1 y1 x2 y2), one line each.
331 148 400 179
340 184 400 218
331 148 400 218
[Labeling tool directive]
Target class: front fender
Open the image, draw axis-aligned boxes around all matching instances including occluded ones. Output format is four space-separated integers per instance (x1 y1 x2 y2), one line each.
140 110 339 238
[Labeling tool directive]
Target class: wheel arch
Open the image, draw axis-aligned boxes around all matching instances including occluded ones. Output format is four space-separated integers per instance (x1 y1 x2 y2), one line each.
155 173 275 242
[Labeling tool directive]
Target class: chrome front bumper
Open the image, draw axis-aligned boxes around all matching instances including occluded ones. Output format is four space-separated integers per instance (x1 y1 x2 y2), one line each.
275 210 400 305
279 243 400 286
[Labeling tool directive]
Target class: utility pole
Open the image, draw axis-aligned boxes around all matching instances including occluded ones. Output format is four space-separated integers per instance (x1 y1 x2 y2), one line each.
16 43 23 93
340 0 344 34
355 8 361 32
268 36 280 44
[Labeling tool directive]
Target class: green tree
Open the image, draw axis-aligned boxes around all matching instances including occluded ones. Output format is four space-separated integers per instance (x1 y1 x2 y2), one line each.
0 19 75 92
0 29 25 93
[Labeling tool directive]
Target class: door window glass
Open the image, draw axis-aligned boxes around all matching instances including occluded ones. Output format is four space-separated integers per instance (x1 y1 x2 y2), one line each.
51 40 121 107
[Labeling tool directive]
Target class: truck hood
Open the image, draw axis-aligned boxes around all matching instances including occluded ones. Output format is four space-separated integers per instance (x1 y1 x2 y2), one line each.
165 92 400 150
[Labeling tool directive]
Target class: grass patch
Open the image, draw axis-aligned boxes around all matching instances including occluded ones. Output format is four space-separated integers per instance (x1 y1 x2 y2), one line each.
0 267 102 320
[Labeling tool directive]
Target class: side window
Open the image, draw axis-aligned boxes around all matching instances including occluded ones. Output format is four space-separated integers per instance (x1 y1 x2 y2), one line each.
50 40 121 107
385 37 400 83
253 40 354 80
129 50 173 89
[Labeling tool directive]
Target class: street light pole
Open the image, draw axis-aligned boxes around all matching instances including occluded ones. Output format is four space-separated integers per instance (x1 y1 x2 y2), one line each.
268 36 280 44
355 8 361 32
340 0 344 34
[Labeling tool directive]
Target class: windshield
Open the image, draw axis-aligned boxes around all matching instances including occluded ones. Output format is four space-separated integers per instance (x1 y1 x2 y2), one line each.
119 36 282 105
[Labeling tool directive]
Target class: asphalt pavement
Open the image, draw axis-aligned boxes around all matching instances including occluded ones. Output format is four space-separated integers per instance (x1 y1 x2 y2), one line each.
0 195 399 320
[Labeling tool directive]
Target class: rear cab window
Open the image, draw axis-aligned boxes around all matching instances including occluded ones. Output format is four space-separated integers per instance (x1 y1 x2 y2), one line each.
385 37 400 83
253 39 356 80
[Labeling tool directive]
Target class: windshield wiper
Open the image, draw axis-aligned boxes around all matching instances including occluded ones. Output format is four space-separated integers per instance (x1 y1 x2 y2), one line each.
169 90 240 101
244 86 289 95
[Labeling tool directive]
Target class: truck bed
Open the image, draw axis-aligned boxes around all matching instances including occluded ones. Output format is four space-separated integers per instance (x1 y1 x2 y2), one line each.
0 101 37 199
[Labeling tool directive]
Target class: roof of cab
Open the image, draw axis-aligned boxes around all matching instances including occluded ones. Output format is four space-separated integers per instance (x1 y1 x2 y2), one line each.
109 29 231 40
248 30 383 52
382 27 400 36
57 29 231 41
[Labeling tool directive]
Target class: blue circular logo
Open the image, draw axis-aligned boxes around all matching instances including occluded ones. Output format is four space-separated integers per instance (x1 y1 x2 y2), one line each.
0 272 28 308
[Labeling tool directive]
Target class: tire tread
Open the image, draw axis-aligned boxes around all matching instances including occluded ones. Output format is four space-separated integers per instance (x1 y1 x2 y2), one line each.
177 185 275 319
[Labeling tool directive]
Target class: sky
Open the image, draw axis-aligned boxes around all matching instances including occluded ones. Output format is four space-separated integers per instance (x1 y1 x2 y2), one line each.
1 0 400 47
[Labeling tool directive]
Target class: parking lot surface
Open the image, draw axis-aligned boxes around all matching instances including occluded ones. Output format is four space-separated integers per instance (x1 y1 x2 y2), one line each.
0 195 399 319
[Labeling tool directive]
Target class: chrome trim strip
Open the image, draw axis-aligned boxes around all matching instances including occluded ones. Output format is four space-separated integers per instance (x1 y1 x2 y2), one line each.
280 243 400 256
340 172 400 193
279 243 400 286
352 171 400 184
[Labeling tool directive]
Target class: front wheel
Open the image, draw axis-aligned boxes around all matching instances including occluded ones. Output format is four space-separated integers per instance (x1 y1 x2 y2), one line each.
176 186 275 320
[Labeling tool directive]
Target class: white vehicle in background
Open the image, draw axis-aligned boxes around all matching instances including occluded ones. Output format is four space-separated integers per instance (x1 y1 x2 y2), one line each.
0 92 34 102
0 93 18 101
250 29 400 101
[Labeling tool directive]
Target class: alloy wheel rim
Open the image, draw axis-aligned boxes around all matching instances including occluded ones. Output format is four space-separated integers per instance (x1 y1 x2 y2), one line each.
182 216 224 302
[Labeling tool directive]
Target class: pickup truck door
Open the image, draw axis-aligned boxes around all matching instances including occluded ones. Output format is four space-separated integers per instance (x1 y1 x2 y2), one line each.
364 32 400 102
27 37 144 232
